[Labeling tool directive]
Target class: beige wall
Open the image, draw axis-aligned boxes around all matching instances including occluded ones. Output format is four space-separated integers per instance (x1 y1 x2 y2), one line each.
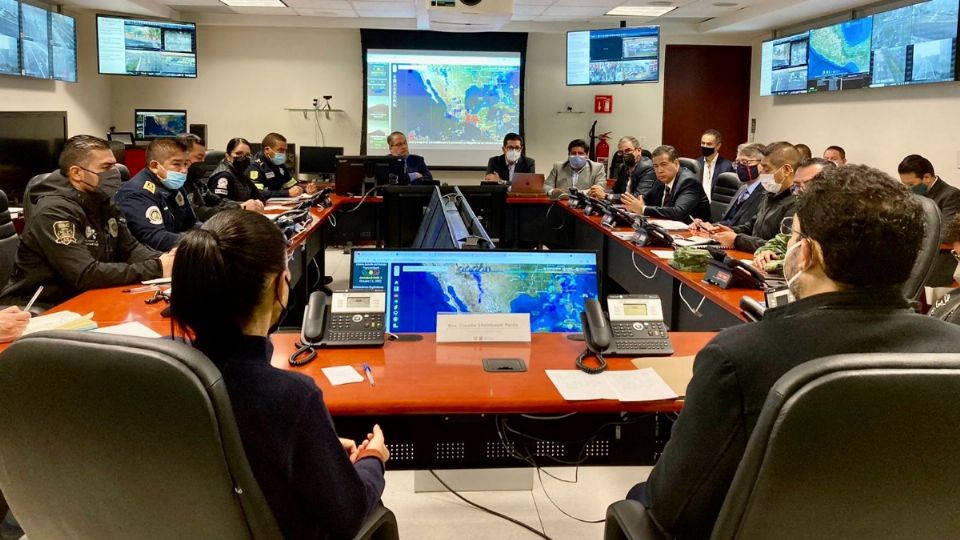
748 36 960 184
0 11 112 136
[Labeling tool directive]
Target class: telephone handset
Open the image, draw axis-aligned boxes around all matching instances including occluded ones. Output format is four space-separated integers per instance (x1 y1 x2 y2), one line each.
312 187 334 208
578 299 610 374
289 290 386 366
703 255 768 290
631 218 674 248
577 295 674 373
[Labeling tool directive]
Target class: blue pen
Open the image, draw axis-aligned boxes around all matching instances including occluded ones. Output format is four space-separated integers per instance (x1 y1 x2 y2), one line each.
362 363 375 386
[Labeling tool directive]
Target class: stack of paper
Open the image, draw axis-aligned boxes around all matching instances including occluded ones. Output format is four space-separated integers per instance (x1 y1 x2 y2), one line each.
545 368 678 402
652 250 675 260
93 322 163 338
23 311 97 335
321 366 365 386
648 219 689 231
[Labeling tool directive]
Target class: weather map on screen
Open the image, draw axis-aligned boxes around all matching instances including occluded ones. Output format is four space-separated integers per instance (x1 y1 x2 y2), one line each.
50 12 76 82
20 3 49 79
807 17 874 92
0 0 19 76
871 0 958 88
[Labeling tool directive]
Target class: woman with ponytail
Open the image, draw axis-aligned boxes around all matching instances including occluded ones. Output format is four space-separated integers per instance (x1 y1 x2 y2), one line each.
171 210 388 539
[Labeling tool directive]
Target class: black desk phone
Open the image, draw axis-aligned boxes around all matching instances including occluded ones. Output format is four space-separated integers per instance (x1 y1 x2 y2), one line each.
290 290 386 365
584 295 674 357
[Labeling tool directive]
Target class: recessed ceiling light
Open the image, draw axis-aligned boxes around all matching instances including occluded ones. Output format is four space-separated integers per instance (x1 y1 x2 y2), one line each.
220 0 286 7
605 6 677 17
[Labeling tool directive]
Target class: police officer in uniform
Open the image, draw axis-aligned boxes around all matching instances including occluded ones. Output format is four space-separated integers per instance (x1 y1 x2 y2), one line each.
209 137 264 202
0 135 174 310
247 132 303 200
116 138 199 252
178 134 261 220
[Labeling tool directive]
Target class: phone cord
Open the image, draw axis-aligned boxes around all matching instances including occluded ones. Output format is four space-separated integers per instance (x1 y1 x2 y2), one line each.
289 342 317 366
576 348 608 374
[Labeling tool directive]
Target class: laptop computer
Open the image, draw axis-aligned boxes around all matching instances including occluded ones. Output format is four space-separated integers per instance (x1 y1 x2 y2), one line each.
509 173 546 197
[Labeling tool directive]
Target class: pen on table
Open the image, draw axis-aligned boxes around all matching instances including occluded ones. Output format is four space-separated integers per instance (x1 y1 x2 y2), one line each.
24 286 43 312
362 363 375 386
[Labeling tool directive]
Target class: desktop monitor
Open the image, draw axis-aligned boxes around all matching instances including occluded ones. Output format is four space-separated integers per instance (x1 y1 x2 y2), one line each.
300 146 343 176
134 109 187 140
350 249 600 333
454 184 507 245
382 185 436 247
0 111 67 204
410 188 472 250
451 186 494 249
334 155 405 195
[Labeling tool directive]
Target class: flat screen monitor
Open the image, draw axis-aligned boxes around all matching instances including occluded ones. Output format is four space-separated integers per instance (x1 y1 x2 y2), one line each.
454 185 506 245
410 188 471 250
0 111 67 204
300 146 343 176
334 155 406 196
382 185 436 248
452 187 494 249
807 16 874 92
760 31 810 96
0 0 21 77
50 12 76 82
97 15 197 78
20 2 49 79
870 0 959 88
350 249 600 333
566 26 660 86
134 109 187 140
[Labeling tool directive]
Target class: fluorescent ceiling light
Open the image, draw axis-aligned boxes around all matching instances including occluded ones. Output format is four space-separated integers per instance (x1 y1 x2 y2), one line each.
605 6 677 17
220 0 287 7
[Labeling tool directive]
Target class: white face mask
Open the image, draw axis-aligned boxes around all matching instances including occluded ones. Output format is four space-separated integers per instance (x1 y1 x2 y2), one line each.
505 149 521 163
759 173 781 194
784 239 805 292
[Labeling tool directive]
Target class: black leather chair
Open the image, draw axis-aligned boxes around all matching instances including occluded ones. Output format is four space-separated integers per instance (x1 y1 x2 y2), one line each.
117 163 130 182
22 171 53 220
204 150 227 181
710 172 741 222
604 352 960 539
678 157 700 177
107 139 126 164
0 189 17 287
902 196 941 302
0 331 399 540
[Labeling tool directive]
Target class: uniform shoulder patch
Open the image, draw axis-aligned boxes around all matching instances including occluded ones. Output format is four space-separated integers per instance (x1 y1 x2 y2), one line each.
144 180 156 194
145 206 164 225
217 177 229 189
108 217 119 238
52 221 77 245
249 170 260 180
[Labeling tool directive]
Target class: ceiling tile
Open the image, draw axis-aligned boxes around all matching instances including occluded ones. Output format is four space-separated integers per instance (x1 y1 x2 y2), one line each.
513 4 546 15
293 7 357 16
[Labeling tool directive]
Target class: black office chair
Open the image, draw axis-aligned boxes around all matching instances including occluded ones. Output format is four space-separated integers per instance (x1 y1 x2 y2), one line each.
902 196 941 303
641 149 652 159
204 150 227 181
604 352 960 540
0 189 17 287
107 139 126 164
678 157 700 177
116 163 130 182
710 172 741 222
0 331 398 540
22 171 53 220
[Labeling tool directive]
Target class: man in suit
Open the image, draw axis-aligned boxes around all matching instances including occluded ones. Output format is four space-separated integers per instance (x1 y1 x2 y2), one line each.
696 129 735 202
484 133 535 183
387 131 433 184
589 136 656 202
623 145 710 223
626 164 960 539
544 138 606 197
690 142 767 233
898 154 960 243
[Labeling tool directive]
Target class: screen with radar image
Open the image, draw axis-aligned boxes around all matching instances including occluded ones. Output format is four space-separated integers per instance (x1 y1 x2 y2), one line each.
51 12 76 82
871 0 959 88
135 110 187 139
20 3 49 79
350 250 599 334
807 16 874 92
0 0 19 77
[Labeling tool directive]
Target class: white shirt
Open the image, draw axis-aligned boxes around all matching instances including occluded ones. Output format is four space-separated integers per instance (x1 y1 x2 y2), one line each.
702 155 717 202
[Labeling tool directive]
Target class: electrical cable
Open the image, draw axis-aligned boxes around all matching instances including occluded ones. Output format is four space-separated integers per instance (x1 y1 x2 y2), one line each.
678 283 706 317
341 183 379 213
631 250 658 279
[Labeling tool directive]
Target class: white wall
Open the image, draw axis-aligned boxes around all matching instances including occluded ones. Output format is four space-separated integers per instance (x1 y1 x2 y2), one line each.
748 36 960 184
0 11 112 136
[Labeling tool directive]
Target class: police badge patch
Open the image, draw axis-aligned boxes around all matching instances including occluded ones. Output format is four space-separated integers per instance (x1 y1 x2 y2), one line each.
53 221 77 245
175 192 185 206
217 178 229 189
108 218 119 237
144 181 156 194
146 206 164 225
249 170 260 180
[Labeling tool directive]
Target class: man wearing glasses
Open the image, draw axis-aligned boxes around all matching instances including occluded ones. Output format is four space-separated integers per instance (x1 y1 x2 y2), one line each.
485 133 535 183
589 136 656 203
387 131 433 184
689 142 766 233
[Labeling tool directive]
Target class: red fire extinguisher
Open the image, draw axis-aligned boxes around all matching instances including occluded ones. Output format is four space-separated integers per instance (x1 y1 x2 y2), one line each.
596 132 611 164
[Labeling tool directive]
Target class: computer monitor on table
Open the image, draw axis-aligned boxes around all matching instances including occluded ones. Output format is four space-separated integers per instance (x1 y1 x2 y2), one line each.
299 146 343 178
334 155 405 195
350 249 600 333
410 188 469 249
454 185 507 245
134 110 187 140
382 185 436 248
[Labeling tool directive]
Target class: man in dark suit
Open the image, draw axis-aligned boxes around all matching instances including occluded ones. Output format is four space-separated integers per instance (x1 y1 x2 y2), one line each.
626 165 960 539
484 133 535 183
387 131 432 184
696 129 735 202
898 154 960 243
589 136 657 202
622 145 710 223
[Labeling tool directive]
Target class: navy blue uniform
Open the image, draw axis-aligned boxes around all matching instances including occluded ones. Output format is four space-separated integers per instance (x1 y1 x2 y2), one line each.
209 159 263 202
116 168 198 252
402 154 433 183
247 152 298 200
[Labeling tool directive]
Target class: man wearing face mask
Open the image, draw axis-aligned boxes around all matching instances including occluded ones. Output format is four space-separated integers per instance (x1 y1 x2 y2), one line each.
545 139 606 197
116 138 199 252
689 143 766 232
898 154 960 243
484 133 535 183
589 136 656 202
0 135 172 310
625 165 960 539
696 129 734 202
709 141 800 252
247 133 303 200
177 134 246 221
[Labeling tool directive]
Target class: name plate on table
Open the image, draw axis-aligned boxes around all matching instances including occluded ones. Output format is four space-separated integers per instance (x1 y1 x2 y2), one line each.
436 313 531 343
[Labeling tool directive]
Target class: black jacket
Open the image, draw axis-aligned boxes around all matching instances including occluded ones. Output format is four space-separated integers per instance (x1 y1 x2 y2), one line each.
185 166 240 222
247 152 298 200
642 168 711 223
0 171 162 309
611 157 657 200
718 182 764 228
115 168 198 252
209 159 264 202
926 178 960 242
485 154 535 182
631 289 960 539
732 187 795 252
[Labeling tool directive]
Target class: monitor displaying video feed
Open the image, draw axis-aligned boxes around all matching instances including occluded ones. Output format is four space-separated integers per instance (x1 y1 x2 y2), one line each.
567 26 660 85
0 0 19 77
20 2 49 79
807 16 875 92
871 0 959 88
760 31 811 96
50 12 76 82
134 109 187 140
97 15 197 78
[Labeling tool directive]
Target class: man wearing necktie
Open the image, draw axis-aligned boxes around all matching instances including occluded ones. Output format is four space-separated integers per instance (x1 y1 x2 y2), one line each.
388 131 433 184
622 145 711 223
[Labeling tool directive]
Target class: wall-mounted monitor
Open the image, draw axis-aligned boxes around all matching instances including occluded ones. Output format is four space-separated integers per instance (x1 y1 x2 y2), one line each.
97 15 197 78
566 26 660 85
20 2 49 79
806 16 874 92
134 109 187 140
760 31 811 96
0 0 20 77
50 12 76 82
870 0 959 88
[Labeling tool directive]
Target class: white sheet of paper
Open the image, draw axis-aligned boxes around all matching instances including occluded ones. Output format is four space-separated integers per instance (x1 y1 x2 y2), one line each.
23 311 84 335
93 322 162 339
267 197 298 203
612 231 634 241
142 277 171 285
648 219 689 231
674 235 716 247
321 366 365 386
652 250 674 259
604 368 679 402
545 370 617 401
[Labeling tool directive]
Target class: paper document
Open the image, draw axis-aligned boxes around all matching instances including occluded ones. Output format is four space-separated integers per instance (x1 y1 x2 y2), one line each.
649 219 689 231
632 355 696 397
266 197 298 203
142 277 171 285
674 235 717 247
545 369 678 402
612 232 635 241
321 366 365 386
652 250 674 260
93 322 162 339
23 311 97 335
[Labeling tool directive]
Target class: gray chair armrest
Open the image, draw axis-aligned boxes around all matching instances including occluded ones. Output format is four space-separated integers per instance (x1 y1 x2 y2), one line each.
604 500 670 540
352 504 399 540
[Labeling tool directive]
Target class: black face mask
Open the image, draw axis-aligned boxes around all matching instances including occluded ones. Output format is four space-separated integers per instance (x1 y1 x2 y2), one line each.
187 162 205 181
701 146 716 158
268 276 291 335
79 167 122 202
622 153 637 168
736 163 759 183
232 156 250 173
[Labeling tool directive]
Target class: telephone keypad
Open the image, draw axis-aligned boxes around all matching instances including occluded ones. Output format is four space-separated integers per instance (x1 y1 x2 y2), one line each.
609 321 673 356
327 313 384 345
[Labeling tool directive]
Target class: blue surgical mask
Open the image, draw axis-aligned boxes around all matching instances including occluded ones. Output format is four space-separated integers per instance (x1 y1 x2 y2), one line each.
569 155 587 169
271 152 286 166
161 169 187 190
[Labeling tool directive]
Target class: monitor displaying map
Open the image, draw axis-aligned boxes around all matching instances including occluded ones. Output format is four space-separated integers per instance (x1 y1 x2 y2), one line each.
50 12 76 82
871 0 959 88
365 49 521 167
0 0 20 77
807 16 875 92
97 15 197 78
566 26 660 86
20 3 49 79
760 31 811 96
134 109 187 140
350 249 600 333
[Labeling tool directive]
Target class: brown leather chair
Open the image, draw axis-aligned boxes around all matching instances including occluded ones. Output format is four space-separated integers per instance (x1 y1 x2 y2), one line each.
605 352 960 539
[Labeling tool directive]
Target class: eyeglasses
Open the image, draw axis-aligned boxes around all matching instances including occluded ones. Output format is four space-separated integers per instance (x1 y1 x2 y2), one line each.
735 159 760 166
504 145 522 151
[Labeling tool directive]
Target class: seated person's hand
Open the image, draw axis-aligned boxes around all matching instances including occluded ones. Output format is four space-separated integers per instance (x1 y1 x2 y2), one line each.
688 218 704 232
621 192 645 214
588 185 607 199
710 230 737 249
754 250 780 269
305 182 319 195
484 173 501 182
240 199 264 212
160 249 176 277
409 172 423 181
355 424 389 464
339 437 359 461
0 306 31 343
288 185 304 197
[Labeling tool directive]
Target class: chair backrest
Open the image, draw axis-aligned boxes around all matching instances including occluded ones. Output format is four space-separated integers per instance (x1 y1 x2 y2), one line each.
902 196 941 302
116 163 130 182
22 172 53 220
0 331 283 539
0 188 14 240
679 157 700 177
108 139 126 163
204 150 227 181
710 172 741 222
711 353 960 540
